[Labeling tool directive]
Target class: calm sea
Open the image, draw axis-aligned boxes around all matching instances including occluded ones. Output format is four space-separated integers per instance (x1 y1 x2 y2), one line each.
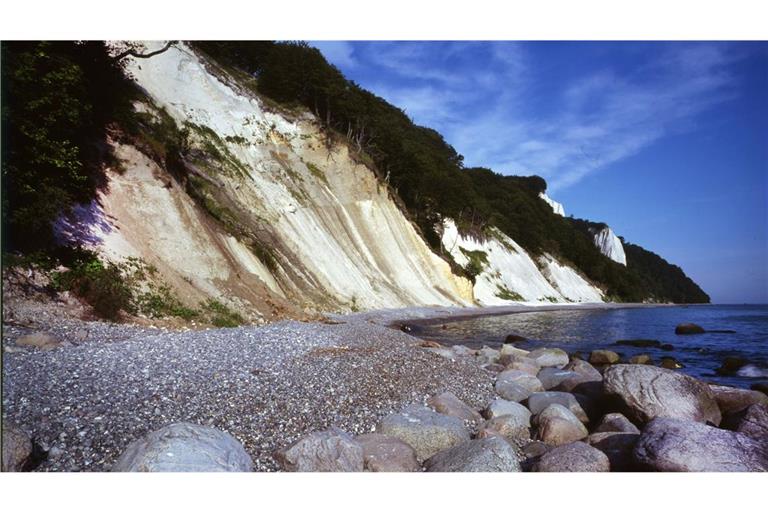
410 304 768 388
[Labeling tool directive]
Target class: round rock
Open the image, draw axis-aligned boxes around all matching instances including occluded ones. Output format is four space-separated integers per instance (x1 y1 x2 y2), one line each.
589 350 620 365
603 364 721 425
112 423 253 472
525 392 589 423
533 403 588 446
709 385 768 416
375 405 470 462
534 441 609 472
425 437 522 472
527 348 569 368
594 412 640 434
428 391 483 425
2 422 33 472
355 433 420 472
634 417 768 472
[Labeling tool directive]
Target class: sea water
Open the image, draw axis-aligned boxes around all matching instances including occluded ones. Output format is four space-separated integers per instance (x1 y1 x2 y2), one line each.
411 304 768 388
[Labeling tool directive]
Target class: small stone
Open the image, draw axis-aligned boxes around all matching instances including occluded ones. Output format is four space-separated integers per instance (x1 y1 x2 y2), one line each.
659 356 684 369
525 392 589 424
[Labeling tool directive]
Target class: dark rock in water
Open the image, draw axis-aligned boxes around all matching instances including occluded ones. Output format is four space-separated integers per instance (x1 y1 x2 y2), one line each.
634 417 768 471
587 432 640 471
376 405 470 462
660 344 674 351
751 383 768 395
709 385 768 416
603 365 721 425
706 329 737 334
534 441 610 472
629 354 652 365
505 334 527 343
428 391 483 425
113 423 254 472
716 356 748 376
2 421 33 472
659 357 684 369
424 437 523 472
399 324 414 333
355 433 420 472
615 339 662 348
594 413 641 434
675 323 705 335
589 350 620 365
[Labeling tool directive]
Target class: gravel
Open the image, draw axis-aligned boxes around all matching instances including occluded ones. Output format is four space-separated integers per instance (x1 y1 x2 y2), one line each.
2 319 494 471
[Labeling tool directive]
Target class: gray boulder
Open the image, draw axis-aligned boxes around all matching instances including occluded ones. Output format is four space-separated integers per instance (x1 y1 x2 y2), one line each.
376 405 470 462
503 356 540 376
500 344 530 358
534 441 610 472
634 417 768 471
112 423 253 472
730 403 768 441
425 437 522 472
594 412 640 434
496 369 544 394
537 368 579 390
428 391 483 425
528 347 569 368
276 427 363 472
709 384 768 416
526 392 589 423
2 422 32 472
565 359 603 381
603 364 721 425
477 346 501 365
15 331 64 350
533 404 588 446
477 415 532 443
587 432 639 472
589 350 620 365
495 381 534 402
355 433 420 472
483 398 532 422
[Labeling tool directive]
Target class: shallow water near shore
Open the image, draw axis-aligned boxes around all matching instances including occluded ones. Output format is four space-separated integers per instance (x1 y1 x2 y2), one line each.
410 304 768 388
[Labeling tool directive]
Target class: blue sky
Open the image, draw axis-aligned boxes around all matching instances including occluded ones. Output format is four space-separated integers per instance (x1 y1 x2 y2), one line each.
311 41 768 303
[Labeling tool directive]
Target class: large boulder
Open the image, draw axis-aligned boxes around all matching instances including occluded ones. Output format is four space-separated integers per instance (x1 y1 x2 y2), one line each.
587 432 639 472
427 391 483 425
528 347 569 368
425 437 522 472
634 417 768 471
495 381 534 402
525 392 589 423
716 356 748 376
533 404 588 446
477 415 532 443
709 385 768 416
276 428 364 472
594 412 640 434
355 433 420 472
112 423 253 472
495 370 543 401
589 350 620 365
675 323 705 335
500 344 530 358
565 359 603 381
1 422 33 472
476 346 501 365
503 356 540 376
728 403 768 441
603 364 721 425
375 405 470 462
534 441 609 472
537 368 579 390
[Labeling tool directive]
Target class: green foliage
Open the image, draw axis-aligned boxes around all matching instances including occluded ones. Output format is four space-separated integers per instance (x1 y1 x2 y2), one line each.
200 299 244 327
460 248 489 281
305 161 328 185
495 285 524 301
2 41 136 252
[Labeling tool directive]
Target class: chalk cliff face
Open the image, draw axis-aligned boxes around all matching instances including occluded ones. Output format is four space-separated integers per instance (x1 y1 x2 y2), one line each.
593 226 627 266
440 220 604 304
539 192 565 216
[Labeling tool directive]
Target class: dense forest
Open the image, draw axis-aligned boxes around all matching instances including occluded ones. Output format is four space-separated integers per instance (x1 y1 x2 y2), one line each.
1 41 710 303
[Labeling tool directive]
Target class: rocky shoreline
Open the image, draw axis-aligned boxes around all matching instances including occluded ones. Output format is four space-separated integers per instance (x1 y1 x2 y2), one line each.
3 307 768 472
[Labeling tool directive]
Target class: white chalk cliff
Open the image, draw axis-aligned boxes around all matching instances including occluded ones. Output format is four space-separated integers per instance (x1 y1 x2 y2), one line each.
593 226 627 266
58 42 609 319
539 192 565 216
441 220 604 304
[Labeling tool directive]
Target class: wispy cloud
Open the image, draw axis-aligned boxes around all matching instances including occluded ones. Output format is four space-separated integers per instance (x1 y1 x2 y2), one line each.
315 42 744 193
